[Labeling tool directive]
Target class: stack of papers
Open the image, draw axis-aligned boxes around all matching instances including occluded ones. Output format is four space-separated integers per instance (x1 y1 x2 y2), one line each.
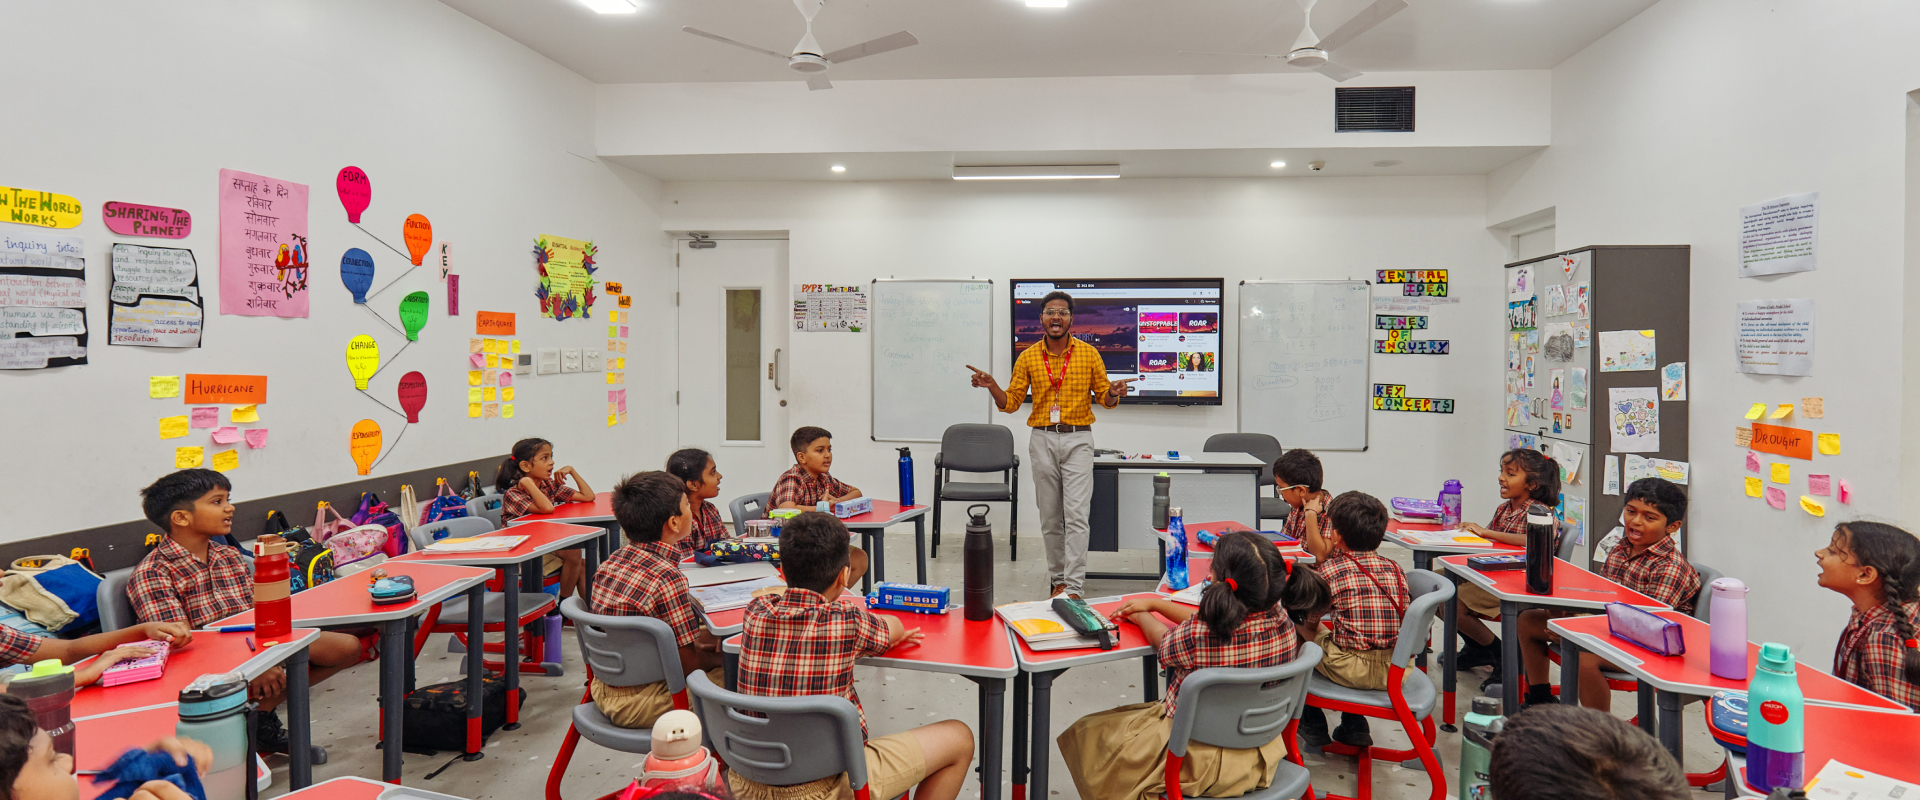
689 576 786 613
996 599 1101 651
1166 582 1207 607
425 535 528 553
1392 529 1498 547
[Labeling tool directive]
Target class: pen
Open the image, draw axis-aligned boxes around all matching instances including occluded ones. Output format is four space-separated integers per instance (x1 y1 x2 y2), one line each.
245 637 256 652
210 625 254 632
1555 588 1615 594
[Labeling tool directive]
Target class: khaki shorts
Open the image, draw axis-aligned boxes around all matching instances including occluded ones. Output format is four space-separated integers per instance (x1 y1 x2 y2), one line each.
590 668 724 729
1459 583 1502 618
726 730 927 800
1314 628 1394 691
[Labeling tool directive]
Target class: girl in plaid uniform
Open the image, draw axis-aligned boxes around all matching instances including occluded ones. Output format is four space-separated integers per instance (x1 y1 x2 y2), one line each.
1453 448 1562 676
1817 521 1920 710
666 448 734 558
496 437 594 600
1058 531 1330 800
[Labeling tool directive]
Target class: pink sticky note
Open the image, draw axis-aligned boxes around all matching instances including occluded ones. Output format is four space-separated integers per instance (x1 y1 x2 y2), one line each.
244 429 268 449
1808 474 1831 496
498 371 513 387
1764 486 1787 510
619 326 629 338
189 407 219 428
1838 479 1852 504
469 353 485 369
1745 452 1761 472
210 426 242 444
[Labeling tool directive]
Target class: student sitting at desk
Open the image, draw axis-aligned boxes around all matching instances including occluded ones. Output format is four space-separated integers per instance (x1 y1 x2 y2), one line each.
1298 491 1408 749
1816 521 1920 711
1452 448 1561 680
0 693 214 800
1273 449 1332 547
497 437 594 601
770 426 869 584
665 448 733 558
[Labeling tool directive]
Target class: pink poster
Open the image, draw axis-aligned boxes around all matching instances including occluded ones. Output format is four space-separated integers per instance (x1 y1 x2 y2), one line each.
218 169 309 317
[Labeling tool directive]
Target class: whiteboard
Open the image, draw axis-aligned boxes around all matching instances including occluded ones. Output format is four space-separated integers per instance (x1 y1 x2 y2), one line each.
1237 281 1372 450
870 279 995 442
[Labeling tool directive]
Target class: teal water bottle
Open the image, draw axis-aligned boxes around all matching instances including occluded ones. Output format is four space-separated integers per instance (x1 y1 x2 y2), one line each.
177 672 252 800
1745 643 1805 794
1458 696 1503 799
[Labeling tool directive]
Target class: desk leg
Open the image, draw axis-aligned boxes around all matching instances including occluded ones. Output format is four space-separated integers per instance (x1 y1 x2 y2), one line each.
1142 655 1160 703
915 516 928 586
1028 670 1059 800
287 645 313 789
970 676 1005 800
381 616 407 783
1012 672 1029 800
870 528 886 587
1438 567 1457 732
1656 690 1683 764
503 562 523 730
1559 636 1582 705
1499 600 1520 715
723 650 739 693
403 615 418 694
1637 684 1656 737
464 584 486 759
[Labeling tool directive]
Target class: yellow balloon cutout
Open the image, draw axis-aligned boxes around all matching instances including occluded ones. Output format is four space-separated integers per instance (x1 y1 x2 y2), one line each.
350 419 382 476
346 334 379 390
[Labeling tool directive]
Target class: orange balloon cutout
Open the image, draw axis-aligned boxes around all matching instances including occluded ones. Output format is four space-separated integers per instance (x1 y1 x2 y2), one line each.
349 419 382 476
402 214 433 266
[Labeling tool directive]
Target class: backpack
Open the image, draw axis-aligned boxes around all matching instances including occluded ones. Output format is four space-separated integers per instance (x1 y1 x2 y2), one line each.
399 673 525 754
351 492 410 558
266 510 333 594
315 502 387 568
421 480 470 526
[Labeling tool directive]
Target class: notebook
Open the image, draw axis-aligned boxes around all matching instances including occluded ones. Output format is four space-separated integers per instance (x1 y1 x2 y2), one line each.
100 640 170 687
680 560 779 588
689 576 787 613
425 535 528 553
996 599 1102 651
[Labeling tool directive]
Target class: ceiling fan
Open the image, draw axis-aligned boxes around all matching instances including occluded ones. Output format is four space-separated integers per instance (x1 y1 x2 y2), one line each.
1182 0 1408 82
682 0 919 91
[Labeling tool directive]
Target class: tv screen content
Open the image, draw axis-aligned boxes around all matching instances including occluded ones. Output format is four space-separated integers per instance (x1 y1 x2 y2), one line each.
1011 278 1224 405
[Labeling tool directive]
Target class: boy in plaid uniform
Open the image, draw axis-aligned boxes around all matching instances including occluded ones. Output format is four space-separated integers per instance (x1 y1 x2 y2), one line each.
1298 490 1409 749
772 426 863 510
729 512 974 800
589 471 725 729
1273 449 1334 549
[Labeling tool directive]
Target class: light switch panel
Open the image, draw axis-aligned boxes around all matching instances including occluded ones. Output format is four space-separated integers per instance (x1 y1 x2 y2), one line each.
536 348 560 375
583 349 603 372
561 348 582 373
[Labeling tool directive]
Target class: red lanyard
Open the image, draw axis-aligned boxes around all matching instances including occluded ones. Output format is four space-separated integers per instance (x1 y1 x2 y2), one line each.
1334 551 1409 616
1041 345 1072 393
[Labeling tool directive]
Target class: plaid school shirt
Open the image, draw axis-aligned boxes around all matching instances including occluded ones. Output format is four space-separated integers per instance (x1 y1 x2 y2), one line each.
1317 549 1411 652
590 540 701 647
1833 601 1920 711
129 537 253 628
1487 498 1530 535
1157 607 1300 714
737 588 892 736
770 465 852 509
1598 534 1701 614
0 626 40 668
500 475 576 524
1000 337 1113 427
1280 490 1333 542
675 500 732 558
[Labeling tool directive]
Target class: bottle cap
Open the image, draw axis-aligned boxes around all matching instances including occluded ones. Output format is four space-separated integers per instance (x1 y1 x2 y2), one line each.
1169 507 1182 517
27 659 71 677
1758 642 1796 673
1157 472 1169 477
1470 696 1500 715
1711 577 1749 596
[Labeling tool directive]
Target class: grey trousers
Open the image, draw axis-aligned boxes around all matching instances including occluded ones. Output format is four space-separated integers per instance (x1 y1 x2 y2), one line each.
1029 428 1095 595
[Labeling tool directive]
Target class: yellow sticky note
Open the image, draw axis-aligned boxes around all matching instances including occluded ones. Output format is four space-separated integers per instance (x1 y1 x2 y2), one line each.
1745 476 1763 497
1771 463 1791 484
231 404 259 423
511 340 521 354
606 372 615 385
159 416 189 439
468 403 481 418
150 376 181 398
468 370 482 386
503 387 515 402
616 358 625 370
1640 330 1655 337
1818 433 1841 455
210 449 239 472
468 387 483 403
608 414 617 427
1770 403 1793 419
484 387 496 402
1800 496 1825 517
1745 403 1766 420
503 404 515 418
175 446 204 468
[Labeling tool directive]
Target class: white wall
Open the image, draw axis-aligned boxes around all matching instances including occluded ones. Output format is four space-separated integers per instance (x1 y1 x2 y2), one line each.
0 0 671 541
1487 0 1920 664
662 176 1511 538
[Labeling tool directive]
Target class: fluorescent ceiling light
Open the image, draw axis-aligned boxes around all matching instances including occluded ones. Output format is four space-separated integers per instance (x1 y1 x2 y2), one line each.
831 165 847 172
1269 161 1286 168
1027 0 1069 7
581 0 637 13
953 164 1120 180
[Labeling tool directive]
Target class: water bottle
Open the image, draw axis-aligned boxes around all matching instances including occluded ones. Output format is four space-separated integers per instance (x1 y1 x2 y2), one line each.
816 501 830 514
1458 696 1504 799
253 539 292 643
1746 643 1805 794
1710 578 1751 681
1439 480 1464 529
896 448 915 507
963 504 994 621
1164 507 1190 591
1523 505 1555 595
9 660 75 767
177 672 252 800
1152 472 1171 529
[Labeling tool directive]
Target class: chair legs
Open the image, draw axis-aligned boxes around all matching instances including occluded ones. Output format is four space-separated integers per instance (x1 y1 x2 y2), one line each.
932 481 943 557
1308 667 1446 800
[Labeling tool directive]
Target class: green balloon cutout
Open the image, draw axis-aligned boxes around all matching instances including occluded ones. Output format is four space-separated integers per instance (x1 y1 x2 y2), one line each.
398 291 430 341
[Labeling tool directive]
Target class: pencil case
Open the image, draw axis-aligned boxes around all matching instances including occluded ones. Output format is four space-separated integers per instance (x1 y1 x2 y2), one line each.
1606 602 1684 657
1467 554 1527 572
867 582 949 615
701 540 779 564
1390 498 1443 519
831 497 873 519
1052 597 1116 650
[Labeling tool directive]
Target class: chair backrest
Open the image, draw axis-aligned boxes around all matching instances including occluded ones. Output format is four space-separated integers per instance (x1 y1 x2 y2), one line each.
939 424 1016 474
1555 525 1581 561
559 596 685 690
1390 569 1457 667
686 669 869 790
1166 642 1323 756
466 495 504 529
1689 561 1724 622
728 492 772 537
96 567 136 632
410 516 496 551
1203 433 1283 485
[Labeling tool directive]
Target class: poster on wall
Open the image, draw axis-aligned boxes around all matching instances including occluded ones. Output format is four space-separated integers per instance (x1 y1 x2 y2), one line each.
534 234 597 320
218 169 310 317
0 228 87 368
1597 329 1657 372
792 283 868 332
109 244 203 348
1608 386 1660 453
1735 298 1814 376
1739 192 1817 277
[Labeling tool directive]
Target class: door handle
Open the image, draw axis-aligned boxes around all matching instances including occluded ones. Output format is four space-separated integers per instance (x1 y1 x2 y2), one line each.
773 348 783 391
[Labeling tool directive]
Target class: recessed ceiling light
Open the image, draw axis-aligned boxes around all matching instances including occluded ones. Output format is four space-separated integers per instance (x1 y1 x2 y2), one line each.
831 165 847 173
1269 161 1286 168
581 0 637 13
1372 159 1402 168
1026 0 1069 7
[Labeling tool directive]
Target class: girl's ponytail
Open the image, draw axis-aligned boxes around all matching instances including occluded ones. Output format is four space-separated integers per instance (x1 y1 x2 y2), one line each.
1199 534 1270 641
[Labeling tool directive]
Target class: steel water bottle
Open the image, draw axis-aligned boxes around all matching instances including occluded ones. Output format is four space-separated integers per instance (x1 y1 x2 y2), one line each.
1439 480 1464 529
1710 578 1751 680
1164 507 1190 591
963 504 994 621
1523 505 1556 595
897 447 914 507
1152 472 1171 529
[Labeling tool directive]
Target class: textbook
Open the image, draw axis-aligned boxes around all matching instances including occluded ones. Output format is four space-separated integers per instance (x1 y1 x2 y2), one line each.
689 576 786 613
996 599 1101 651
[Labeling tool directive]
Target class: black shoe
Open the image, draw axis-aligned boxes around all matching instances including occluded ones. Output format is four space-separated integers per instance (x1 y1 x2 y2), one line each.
254 709 289 754
1332 714 1374 749
1456 640 1502 671
1297 707 1331 749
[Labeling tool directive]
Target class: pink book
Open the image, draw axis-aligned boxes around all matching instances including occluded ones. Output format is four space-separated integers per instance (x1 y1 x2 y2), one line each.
100 641 170 687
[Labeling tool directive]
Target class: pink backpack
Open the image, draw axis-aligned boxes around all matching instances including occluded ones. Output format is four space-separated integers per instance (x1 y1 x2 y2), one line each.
315 502 388 568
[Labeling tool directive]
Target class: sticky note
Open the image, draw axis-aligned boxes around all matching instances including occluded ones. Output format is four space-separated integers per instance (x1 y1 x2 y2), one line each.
231 405 259 423
468 387 483 403
484 403 499 419
469 338 483 354
486 354 499 369
609 339 619 351
606 372 615 385
210 449 239 472
1800 496 1825 517
1770 403 1793 419
1808 474 1831 496
1745 476 1764 497
1818 433 1841 455
150 376 180 398
1746 452 1761 472
159 416 190 439
511 340 521 354
616 357 625 370
485 339 499 353
190 407 219 428
1765 486 1787 510
1736 427 1753 448
1839 479 1852 504
468 403 481 418
1745 403 1766 420
499 372 513 387
469 353 485 369
608 414 617 427
210 427 241 444
484 387 496 402
175 446 204 468
1771 463 1790 483
616 373 625 384
1801 397 1824 418
503 404 514 418
503 387 515 402
620 326 629 338
244 429 268 449
468 370 482 386
609 325 618 338
618 412 627 424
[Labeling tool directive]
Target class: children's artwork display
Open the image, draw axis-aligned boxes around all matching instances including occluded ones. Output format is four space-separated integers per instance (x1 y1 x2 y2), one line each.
1507 299 1536 331
1608 386 1660 452
1569 367 1588 410
1541 323 1576 362
0 228 88 368
1660 362 1686 400
349 419 381 476
218 169 309 317
1570 283 1590 318
397 371 428 423
534 234 597 320
1507 264 1533 301
108 244 202 348
1597 329 1657 372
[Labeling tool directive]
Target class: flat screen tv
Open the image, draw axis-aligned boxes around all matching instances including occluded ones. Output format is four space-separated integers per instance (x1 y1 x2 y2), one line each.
1010 278 1224 406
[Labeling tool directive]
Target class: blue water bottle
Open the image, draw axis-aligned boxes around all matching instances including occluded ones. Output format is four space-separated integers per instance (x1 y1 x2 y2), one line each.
1746 643 1805 794
897 447 914 507
1164 506 1190 591
1439 480 1464 529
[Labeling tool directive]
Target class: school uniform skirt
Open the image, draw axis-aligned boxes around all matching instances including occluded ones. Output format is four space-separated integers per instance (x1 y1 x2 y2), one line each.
1058 701 1289 800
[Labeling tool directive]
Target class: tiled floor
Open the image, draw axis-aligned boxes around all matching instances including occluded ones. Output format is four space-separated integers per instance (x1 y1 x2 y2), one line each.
270 531 1730 799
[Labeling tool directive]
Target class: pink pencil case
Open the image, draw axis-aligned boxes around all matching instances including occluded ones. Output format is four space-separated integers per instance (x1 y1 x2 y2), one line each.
1605 603 1683 657
100 640 170 687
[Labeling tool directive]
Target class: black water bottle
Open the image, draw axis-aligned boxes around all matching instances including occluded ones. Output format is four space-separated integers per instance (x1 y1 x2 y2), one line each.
963 504 994 620
1524 504 1556 595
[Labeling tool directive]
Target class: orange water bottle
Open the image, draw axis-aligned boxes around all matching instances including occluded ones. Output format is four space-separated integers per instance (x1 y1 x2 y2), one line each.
253 538 293 642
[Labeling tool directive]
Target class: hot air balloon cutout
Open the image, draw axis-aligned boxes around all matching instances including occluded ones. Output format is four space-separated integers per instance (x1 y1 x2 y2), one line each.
397 371 427 423
336 167 371 224
340 248 376 304
349 419 382 476
345 334 379 390
398 291 429 341
533 235 598 321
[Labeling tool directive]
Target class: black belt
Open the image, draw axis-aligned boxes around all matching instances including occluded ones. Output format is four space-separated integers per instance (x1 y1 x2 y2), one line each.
1034 424 1092 434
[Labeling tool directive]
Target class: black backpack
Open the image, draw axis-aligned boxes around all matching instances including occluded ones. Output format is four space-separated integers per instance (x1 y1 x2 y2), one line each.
400 673 526 754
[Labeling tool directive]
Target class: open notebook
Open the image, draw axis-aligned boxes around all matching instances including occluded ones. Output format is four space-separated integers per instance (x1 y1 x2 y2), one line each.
996 599 1104 651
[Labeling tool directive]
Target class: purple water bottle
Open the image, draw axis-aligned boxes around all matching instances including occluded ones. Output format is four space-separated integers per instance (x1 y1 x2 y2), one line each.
1709 578 1750 680
1439 480 1463 529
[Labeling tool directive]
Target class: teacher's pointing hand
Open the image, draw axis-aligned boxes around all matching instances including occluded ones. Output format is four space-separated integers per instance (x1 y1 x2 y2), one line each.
1108 377 1140 398
966 365 1000 392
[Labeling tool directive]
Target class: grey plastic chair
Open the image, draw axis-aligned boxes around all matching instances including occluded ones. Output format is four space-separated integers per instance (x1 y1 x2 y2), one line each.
1690 561 1723 622
728 492 773 537
1203 433 1288 525
96 567 136 632
546 597 686 793
1555 525 1581 561
466 494 504 529
686 669 878 798
1165 642 1323 800
932 423 1020 559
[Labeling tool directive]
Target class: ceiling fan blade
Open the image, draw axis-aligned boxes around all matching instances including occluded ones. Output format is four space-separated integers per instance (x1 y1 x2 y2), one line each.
806 74 833 91
823 31 918 64
682 27 791 60
1178 50 1289 59
1315 61 1363 82
1312 0 1407 52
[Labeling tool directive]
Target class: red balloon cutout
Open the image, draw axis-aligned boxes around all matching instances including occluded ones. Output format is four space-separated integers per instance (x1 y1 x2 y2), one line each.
397 371 428 423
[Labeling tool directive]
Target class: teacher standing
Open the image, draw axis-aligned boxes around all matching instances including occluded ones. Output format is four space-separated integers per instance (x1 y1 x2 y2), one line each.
969 291 1135 600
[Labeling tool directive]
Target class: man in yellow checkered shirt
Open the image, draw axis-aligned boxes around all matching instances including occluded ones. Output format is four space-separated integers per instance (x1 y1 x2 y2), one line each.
968 291 1136 599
